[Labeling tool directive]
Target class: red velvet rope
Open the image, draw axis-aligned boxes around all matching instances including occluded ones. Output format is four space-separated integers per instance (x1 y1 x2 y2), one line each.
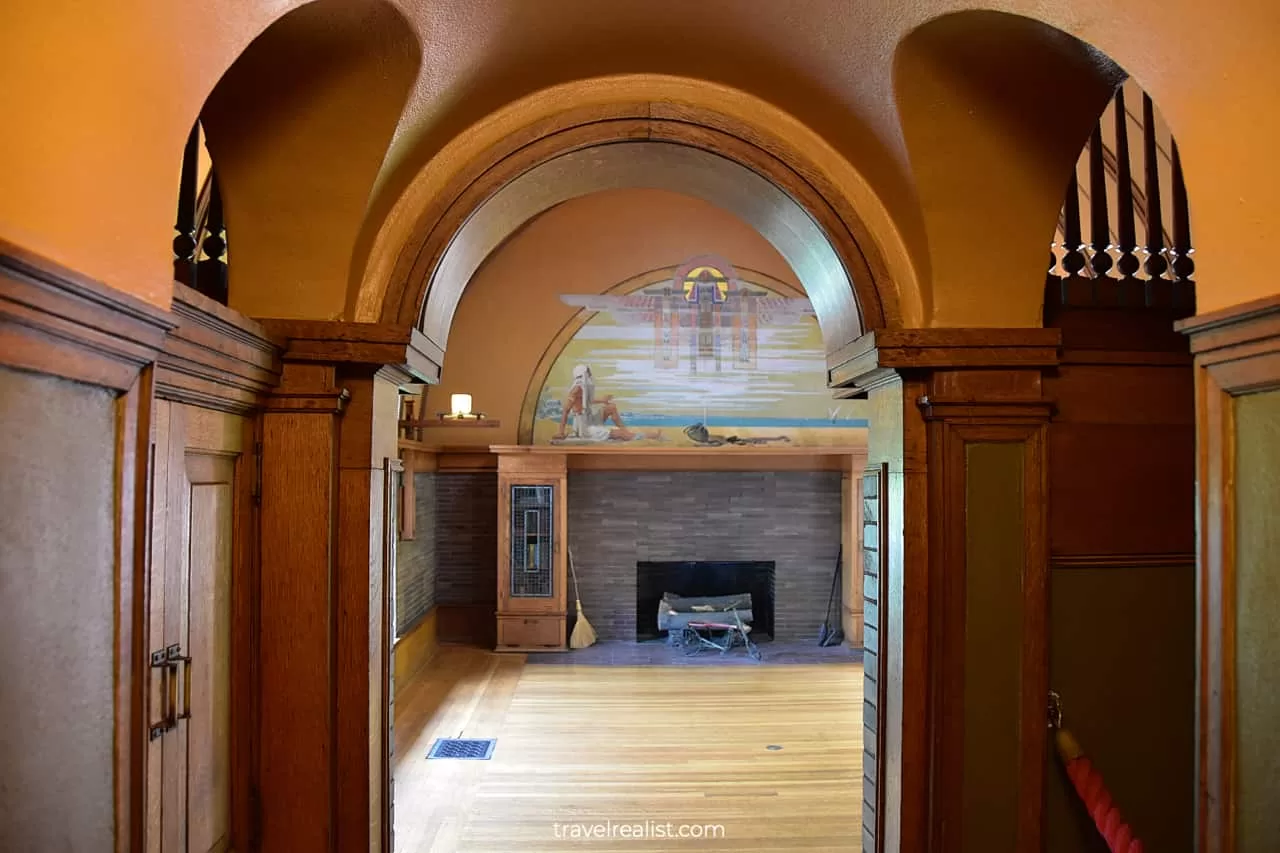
1056 730 1145 853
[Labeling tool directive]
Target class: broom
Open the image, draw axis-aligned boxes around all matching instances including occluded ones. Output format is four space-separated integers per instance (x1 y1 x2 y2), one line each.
567 547 597 649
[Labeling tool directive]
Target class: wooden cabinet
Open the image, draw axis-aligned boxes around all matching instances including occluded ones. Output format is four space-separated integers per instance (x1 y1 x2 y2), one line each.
495 452 567 651
147 401 251 853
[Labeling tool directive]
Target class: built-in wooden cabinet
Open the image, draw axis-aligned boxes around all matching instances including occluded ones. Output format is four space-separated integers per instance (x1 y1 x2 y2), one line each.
147 400 251 853
495 452 567 651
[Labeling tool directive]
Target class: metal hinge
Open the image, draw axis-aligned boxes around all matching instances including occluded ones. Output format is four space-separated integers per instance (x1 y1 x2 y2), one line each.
148 649 171 741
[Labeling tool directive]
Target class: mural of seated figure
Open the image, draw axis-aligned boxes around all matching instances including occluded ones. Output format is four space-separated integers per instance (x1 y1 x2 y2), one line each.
552 364 662 443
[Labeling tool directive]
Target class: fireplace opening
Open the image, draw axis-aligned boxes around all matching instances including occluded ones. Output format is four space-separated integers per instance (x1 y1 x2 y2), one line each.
636 561 776 642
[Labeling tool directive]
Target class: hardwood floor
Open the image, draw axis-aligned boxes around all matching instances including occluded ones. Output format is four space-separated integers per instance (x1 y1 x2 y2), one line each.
393 646 863 852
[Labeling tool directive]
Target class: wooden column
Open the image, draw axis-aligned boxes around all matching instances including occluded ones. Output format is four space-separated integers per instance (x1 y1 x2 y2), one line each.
919 371 1051 853
258 363 348 853
830 329 1059 853
1177 297 1280 853
255 321 439 853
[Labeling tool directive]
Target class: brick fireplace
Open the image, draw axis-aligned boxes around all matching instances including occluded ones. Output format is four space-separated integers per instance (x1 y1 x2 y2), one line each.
568 471 841 642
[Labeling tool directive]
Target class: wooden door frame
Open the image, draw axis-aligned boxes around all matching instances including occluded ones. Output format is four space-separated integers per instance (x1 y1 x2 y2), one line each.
380 457 402 853
1177 295 1280 853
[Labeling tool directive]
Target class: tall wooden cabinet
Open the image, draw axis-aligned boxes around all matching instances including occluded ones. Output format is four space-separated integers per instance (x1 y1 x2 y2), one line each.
495 451 567 651
146 400 251 853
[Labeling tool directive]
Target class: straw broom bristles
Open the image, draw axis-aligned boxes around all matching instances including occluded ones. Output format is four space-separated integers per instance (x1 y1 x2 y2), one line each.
567 547 597 649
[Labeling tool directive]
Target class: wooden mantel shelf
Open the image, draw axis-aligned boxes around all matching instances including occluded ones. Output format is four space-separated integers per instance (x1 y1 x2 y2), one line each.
398 440 868 472
488 443 865 456
490 442 867 472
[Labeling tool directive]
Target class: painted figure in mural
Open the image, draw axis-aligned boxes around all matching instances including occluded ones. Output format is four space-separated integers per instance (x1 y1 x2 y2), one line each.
553 364 660 443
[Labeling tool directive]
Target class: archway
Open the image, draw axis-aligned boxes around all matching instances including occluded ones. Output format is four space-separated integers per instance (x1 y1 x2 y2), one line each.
389 185 871 848
887 11 1200 852
417 141 870 357
197 0 421 319
353 75 926 342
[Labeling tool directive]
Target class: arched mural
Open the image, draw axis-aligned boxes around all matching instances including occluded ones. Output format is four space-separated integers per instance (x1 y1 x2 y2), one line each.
522 260 869 447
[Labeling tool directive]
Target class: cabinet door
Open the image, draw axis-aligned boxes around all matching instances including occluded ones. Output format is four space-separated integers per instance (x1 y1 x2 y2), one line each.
499 480 559 614
148 402 243 853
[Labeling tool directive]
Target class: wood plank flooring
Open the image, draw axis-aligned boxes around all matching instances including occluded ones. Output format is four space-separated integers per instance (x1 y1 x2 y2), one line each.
393 646 863 852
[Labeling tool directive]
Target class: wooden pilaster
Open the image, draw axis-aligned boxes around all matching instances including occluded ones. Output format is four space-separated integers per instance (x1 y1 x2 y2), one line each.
833 328 1059 853
1177 295 1280 853
254 322 434 853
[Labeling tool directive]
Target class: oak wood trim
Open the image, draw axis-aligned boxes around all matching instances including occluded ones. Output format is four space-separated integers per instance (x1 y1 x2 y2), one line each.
487 443 867 457
829 328 1062 391
1178 296 1280 393
1051 552 1196 569
258 320 442 384
1178 296 1280 853
896 375 932 853
917 397 1055 421
1175 292 1280 339
1196 366 1235 853
381 106 894 350
1019 424 1050 853
114 367 155 853
232 414 260 853
258 408 340 852
1058 348 1192 367
928 417 964 852
0 241 175 390
380 458 402 853
495 470 569 650
264 389 351 414
156 283 281 413
930 422 1049 852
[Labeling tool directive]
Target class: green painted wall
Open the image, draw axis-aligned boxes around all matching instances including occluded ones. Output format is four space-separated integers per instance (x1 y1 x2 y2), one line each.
1045 563 1195 853
962 441 1025 853
1234 389 1280 852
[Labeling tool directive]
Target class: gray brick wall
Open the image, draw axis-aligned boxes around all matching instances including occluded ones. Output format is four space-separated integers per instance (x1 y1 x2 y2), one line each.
434 472 498 609
567 471 842 641
395 472 437 635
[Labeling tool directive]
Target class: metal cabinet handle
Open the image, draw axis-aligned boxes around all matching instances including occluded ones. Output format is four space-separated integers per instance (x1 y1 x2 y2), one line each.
167 644 192 722
149 644 192 739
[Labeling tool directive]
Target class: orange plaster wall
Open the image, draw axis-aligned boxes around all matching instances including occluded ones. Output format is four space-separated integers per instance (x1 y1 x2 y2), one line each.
418 188 801 446
201 0 420 320
0 1 310 308
2 2 1280 321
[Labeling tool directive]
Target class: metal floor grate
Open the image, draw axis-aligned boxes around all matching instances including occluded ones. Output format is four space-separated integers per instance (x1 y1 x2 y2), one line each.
427 738 496 760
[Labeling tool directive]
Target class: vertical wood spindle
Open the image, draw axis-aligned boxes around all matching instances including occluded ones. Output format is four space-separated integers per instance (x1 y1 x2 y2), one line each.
1061 169 1087 278
1112 87 1140 294
1141 92 1168 304
1087 119 1113 283
173 123 199 287
195 174 229 305
1170 140 1195 286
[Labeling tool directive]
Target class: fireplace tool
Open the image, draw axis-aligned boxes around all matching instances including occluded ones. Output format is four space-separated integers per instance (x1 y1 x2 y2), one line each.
818 545 844 647
567 547 597 649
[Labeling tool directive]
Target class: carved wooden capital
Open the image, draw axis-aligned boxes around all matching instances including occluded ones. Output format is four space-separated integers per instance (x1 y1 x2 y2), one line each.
257 319 442 385
828 327 1061 394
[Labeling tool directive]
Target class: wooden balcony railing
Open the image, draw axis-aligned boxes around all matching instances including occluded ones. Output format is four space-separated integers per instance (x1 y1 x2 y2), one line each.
1049 82 1194 317
173 121 228 305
